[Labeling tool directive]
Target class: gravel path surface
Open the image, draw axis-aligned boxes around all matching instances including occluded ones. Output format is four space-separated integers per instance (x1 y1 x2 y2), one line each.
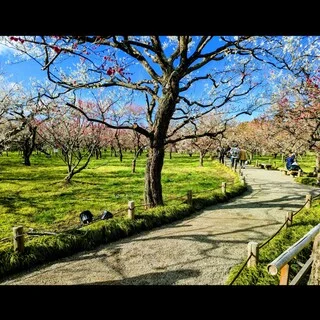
1 166 319 285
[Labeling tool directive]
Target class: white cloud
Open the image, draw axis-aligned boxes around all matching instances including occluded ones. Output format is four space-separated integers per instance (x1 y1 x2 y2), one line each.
0 42 15 56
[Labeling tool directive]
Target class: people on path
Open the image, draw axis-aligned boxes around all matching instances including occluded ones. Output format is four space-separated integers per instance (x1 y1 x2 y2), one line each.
217 146 226 164
230 143 240 170
239 147 247 169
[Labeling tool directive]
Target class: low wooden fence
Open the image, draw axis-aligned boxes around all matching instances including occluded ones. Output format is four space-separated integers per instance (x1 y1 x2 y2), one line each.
4 179 241 253
230 193 316 284
267 224 320 285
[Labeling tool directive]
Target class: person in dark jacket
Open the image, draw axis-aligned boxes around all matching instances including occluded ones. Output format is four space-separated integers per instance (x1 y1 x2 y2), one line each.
286 153 295 170
217 146 226 164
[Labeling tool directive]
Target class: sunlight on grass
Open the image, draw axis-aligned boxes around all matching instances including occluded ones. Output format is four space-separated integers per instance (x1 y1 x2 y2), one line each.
0 150 235 239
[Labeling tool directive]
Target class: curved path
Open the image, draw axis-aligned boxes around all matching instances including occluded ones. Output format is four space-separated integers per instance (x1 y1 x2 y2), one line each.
1 166 319 285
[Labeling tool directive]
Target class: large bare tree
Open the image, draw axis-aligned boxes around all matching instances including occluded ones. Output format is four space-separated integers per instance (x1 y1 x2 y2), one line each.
2 36 318 206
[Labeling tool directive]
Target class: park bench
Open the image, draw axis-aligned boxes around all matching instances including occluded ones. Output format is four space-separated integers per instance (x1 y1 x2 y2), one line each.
279 168 302 177
259 163 272 170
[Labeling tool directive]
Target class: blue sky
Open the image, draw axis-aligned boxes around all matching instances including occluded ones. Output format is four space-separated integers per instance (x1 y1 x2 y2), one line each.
0 36 286 122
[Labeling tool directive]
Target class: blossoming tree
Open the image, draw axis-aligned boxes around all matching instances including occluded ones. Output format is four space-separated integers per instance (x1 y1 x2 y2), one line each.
2 36 318 206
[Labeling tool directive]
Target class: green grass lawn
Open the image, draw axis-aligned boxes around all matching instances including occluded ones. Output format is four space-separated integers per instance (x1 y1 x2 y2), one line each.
0 150 234 241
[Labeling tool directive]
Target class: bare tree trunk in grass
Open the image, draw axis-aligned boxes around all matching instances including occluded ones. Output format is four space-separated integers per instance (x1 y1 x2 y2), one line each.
144 146 165 207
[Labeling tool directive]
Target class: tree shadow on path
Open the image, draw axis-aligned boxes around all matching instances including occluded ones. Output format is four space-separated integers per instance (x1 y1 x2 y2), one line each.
78 269 201 285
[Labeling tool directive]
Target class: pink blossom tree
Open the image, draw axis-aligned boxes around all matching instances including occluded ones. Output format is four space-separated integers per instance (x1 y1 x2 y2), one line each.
37 104 102 183
262 67 320 169
2 36 318 206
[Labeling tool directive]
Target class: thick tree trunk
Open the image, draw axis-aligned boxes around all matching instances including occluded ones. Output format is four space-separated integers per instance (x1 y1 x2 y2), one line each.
316 152 320 173
23 153 31 166
22 126 37 166
64 170 74 183
199 151 204 167
143 76 179 207
22 139 32 166
144 147 164 207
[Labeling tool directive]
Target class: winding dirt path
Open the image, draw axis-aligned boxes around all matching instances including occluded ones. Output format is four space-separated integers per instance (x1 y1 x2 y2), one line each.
1 166 318 285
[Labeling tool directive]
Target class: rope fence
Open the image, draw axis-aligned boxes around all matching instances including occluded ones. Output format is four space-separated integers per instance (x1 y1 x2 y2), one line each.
1 179 234 250
1 166 245 247
259 219 289 249
1 155 244 247
229 253 254 285
229 191 320 285
293 198 310 217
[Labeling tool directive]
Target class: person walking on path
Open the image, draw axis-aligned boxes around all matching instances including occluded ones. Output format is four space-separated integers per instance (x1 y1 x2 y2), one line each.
217 146 226 164
239 147 247 169
230 143 240 170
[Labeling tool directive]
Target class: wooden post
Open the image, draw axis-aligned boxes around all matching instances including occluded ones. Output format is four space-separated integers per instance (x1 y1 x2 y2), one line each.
247 242 259 267
285 211 293 228
221 182 226 195
312 233 320 255
187 190 193 206
298 169 301 177
255 160 258 167
13 226 24 253
128 201 135 220
279 264 290 285
305 193 312 209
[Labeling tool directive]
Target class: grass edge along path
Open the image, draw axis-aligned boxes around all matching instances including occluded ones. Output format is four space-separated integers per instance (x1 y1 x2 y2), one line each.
0 168 246 281
226 202 320 285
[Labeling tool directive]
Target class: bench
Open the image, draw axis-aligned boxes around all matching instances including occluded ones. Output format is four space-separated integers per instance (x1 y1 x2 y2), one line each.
279 168 302 177
259 163 272 170
288 170 302 177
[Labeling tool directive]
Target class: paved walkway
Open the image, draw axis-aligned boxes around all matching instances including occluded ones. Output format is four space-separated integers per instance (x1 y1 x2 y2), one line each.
1 166 319 285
